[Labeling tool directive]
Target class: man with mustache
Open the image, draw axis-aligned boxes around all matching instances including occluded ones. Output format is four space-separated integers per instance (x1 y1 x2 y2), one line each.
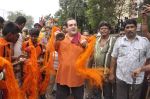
55 18 87 99
87 21 116 99
109 19 150 99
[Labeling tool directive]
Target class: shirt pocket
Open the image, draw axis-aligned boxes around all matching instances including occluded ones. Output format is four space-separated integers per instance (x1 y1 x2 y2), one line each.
133 46 146 61
118 46 128 57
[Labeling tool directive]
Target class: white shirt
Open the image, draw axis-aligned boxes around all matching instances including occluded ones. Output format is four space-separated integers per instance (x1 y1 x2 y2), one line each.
112 35 150 84
14 33 23 57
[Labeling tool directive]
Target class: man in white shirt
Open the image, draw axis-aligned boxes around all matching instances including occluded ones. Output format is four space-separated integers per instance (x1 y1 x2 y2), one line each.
13 16 26 86
14 16 26 57
109 19 150 99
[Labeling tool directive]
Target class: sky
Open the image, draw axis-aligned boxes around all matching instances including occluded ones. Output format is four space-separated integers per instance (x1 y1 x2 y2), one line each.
0 0 60 22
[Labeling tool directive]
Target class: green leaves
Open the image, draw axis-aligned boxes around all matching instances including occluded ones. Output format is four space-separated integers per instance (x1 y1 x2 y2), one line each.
55 0 129 33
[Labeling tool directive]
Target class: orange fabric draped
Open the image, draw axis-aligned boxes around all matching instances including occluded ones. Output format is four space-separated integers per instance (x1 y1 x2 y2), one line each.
39 26 58 94
75 36 104 87
22 39 42 58
21 40 39 99
0 57 22 99
0 38 11 62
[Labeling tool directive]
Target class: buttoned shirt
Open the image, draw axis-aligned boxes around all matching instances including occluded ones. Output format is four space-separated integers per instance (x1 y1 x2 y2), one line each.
56 34 86 87
112 35 150 84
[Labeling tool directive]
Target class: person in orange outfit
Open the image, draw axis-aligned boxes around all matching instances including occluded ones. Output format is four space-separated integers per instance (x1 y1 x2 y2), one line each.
55 18 87 99
22 28 44 59
0 22 20 99
22 28 46 99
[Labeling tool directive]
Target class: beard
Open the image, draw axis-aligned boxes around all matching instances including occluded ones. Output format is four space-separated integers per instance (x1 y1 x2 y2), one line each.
127 31 135 36
126 31 136 38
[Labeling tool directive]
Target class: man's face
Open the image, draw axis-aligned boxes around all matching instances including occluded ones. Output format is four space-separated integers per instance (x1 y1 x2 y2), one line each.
67 20 78 35
125 24 136 37
83 32 89 36
119 31 126 37
45 28 51 34
62 26 67 34
19 23 25 31
7 33 19 44
0 23 4 29
35 26 42 31
30 34 38 44
99 26 110 36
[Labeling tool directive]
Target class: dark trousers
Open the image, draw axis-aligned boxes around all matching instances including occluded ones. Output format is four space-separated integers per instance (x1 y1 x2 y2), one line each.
103 82 113 99
116 78 142 99
140 76 148 99
0 90 2 99
39 94 46 99
88 82 113 99
56 83 84 99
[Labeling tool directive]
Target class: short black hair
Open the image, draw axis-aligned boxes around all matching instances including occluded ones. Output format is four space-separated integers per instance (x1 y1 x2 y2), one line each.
0 16 4 24
64 18 76 27
29 28 40 36
124 19 137 27
15 16 26 25
2 21 20 36
98 21 112 30
34 23 42 28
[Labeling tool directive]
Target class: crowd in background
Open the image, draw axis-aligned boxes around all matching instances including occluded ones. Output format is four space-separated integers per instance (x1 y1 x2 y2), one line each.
0 3 150 99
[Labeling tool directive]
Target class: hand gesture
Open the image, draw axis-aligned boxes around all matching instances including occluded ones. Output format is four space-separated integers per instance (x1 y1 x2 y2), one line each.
131 67 142 78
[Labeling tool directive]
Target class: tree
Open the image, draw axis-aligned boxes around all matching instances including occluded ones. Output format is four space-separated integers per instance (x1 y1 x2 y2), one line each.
55 0 89 31
7 11 34 29
144 0 150 31
55 0 130 33
115 0 130 19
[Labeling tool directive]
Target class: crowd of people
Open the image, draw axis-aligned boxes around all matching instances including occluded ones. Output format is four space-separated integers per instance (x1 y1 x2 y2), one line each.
0 3 150 99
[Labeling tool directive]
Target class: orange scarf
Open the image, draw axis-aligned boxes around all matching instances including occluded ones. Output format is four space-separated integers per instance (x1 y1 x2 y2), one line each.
0 57 22 99
76 36 104 87
21 40 39 99
0 38 11 62
39 26 58 94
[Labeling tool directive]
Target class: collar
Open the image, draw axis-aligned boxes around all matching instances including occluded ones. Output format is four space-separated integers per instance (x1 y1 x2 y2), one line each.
97 36 111 42
123 35 139 41
66 33 81 45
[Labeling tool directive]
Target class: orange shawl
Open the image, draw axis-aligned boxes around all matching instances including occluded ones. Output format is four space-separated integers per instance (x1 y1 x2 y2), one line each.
22 39 42 58
0 57 22 99
39 26 58 94
21 40 39 99
0 38 11 62
76 36 104 87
